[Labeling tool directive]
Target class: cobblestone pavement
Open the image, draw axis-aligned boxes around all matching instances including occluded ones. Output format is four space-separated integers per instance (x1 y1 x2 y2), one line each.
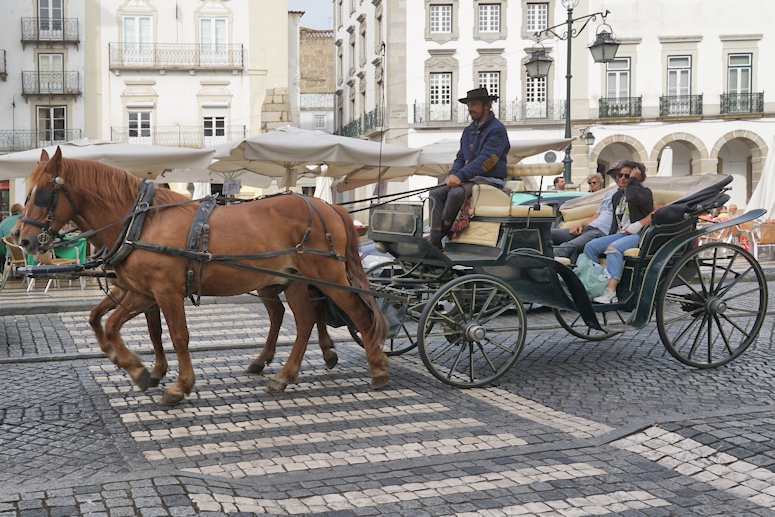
1 279 775 516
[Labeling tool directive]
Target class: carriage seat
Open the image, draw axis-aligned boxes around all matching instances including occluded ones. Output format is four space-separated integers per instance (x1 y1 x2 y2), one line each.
468 183 555 218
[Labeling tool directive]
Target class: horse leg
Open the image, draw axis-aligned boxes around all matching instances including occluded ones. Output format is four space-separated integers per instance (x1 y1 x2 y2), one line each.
89 285 168 387
266 282 316 392
247 286 283 374
102 291 160 393
309 287 338 369
144 306 167 387
155 296 194 406
320 288 389 389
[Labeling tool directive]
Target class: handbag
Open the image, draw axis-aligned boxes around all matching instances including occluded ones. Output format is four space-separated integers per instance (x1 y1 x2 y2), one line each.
573 254 611 298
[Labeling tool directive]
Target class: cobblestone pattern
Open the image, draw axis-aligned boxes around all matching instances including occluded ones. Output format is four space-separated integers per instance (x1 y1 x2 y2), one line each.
0 294 774 515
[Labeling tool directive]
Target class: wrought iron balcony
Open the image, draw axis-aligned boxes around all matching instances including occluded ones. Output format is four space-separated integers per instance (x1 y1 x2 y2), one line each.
598 96 642 118
110 125 246 148
0 129 82 153
720 92 764 115
108 43 244 71
21 17 80 46
412 100 566 125
21 71 80 96
659 94 703 117
335 107 382 137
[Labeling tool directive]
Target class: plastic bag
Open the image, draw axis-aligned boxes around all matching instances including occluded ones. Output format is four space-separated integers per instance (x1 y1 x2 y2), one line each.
573 254 611 298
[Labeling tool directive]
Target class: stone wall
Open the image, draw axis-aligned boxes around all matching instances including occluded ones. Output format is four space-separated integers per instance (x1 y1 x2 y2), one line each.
261 87 292 133
300 29 334 93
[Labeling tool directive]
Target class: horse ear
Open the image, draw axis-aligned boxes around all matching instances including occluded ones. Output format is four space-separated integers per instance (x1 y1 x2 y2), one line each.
39 149 50 163
43 146 63 174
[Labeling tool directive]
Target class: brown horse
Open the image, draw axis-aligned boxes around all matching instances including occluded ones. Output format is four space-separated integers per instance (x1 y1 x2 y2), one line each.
88 283 339 389
17 148 388 405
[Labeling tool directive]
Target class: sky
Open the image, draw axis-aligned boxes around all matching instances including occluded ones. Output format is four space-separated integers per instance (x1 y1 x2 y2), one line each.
288 0 333 30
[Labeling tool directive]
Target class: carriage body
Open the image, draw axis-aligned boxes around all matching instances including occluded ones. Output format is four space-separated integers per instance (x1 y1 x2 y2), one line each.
366 173 769 387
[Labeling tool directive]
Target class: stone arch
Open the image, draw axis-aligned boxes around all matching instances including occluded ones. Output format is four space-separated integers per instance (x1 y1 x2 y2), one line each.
588 133 648 169
710 130 768 162
711 130 768 204
649 132 709 174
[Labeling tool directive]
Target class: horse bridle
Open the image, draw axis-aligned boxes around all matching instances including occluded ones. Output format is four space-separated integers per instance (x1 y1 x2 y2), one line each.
21 174 79 248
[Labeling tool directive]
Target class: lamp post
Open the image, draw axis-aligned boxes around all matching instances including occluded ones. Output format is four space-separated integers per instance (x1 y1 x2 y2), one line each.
525 0 619 184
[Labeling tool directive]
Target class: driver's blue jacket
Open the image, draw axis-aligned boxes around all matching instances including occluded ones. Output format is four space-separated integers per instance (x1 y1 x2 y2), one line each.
449 112 510 186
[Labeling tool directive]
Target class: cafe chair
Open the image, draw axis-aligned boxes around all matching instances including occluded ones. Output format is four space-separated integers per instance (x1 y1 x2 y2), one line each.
35 248 86 293
1 236 29 290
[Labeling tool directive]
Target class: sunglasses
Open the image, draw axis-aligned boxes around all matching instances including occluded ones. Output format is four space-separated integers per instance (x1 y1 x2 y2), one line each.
588 181 598 185
616 173 630 179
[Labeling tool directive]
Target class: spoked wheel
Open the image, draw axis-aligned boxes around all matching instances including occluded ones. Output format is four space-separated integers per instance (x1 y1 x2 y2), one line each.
657 243 767 368
351 259 440 356
553 307 626 341
418 275 526 388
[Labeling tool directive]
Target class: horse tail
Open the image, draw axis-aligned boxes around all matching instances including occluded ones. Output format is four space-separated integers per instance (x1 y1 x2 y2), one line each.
331 204 388 345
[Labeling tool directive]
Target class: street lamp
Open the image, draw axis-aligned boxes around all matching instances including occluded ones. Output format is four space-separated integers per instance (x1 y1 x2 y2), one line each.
525 0 619 183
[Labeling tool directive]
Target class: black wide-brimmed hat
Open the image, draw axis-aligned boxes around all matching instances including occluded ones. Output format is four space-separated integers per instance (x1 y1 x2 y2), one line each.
458 87 498 104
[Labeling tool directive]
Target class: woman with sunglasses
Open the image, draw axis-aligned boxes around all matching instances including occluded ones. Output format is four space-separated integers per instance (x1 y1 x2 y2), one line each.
585 172 604 192
582 161 653 304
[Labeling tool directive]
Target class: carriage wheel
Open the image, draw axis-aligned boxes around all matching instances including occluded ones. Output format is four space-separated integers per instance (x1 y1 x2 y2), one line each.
656 243 767 368
553 308 626 341
349 259 430 356
418 275 526 388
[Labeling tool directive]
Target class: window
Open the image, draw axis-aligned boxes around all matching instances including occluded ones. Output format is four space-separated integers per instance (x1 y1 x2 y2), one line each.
728 53 752 93
429 72 452 121
122 16 153 66
37 106 66 145
200 18 228 66
478 71 500 115
478 4 500 32
38 53 64 94
526 3 548 32
667 55 691 97
606 58 630 98
38 0 63 39
314 114 327 130
128 111 152 143
525 76 547 118
430 4 452 33
203 116 225 137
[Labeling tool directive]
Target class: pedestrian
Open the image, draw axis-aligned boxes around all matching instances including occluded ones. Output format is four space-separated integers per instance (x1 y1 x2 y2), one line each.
0 203 24 258
583 161 653 304
427 86 510 249
551 161 625 264
553 176 566 191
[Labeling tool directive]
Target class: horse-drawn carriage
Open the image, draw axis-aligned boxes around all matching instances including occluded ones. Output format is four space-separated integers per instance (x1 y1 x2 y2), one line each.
362 170 768 388
14 147 768 405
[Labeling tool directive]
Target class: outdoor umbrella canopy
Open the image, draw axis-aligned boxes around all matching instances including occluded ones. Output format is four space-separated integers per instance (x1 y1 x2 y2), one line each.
209 125 423 189
0 138 215 180
656 146 674 177
746 136 775 216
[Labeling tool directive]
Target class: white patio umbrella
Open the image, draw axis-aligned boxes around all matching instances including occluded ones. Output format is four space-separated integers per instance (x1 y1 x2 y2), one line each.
656 146 673 177
209 125 423 189
746 136 775 216
0 138 215 180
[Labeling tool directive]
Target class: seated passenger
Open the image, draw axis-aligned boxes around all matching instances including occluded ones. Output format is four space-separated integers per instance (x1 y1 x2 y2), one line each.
582 161 654 304
551 161 626 264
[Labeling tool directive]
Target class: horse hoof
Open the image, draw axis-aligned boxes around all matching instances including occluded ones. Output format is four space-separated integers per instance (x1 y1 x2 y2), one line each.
159 391 184 406
246 362 266 374
371 372 390 390
266 378 288 392
148 376 162 388
323 351 338 370
136 368 152 392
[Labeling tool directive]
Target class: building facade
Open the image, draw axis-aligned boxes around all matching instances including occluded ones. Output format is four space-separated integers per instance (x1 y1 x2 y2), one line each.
334 0 775 209
0 0 296 206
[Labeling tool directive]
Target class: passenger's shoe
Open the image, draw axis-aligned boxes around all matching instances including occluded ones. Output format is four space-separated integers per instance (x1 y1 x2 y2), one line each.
593 288 618 304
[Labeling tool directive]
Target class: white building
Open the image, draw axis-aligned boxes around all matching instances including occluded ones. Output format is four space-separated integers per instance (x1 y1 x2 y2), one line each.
334 0 775 209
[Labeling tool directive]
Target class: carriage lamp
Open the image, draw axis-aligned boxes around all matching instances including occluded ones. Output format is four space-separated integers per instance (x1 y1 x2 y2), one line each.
525 1 619 183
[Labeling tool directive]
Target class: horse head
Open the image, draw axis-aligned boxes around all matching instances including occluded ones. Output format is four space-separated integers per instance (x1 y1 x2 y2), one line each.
16 147 79 254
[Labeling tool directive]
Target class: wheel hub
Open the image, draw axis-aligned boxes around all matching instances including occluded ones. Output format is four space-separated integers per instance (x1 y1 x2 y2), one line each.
706 297 727 314
465 323 486 342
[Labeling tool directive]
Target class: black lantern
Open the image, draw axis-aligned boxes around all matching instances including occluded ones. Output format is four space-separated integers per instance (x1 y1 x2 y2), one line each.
525 48 553 78
588 29 620 63
583 130 595 146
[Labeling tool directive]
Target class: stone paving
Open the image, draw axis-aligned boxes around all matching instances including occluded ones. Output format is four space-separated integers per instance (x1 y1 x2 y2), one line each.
0 278 774 515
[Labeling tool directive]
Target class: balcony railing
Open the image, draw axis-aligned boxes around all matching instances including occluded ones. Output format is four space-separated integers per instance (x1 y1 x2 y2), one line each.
412 100 566 125
108 42 244 71
720 92 764 115
21 71 80 96
659 94 703 117
21 17 79 45
0 129 82 153
599 96 642 118
336 107 382 137
110 125 246 148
